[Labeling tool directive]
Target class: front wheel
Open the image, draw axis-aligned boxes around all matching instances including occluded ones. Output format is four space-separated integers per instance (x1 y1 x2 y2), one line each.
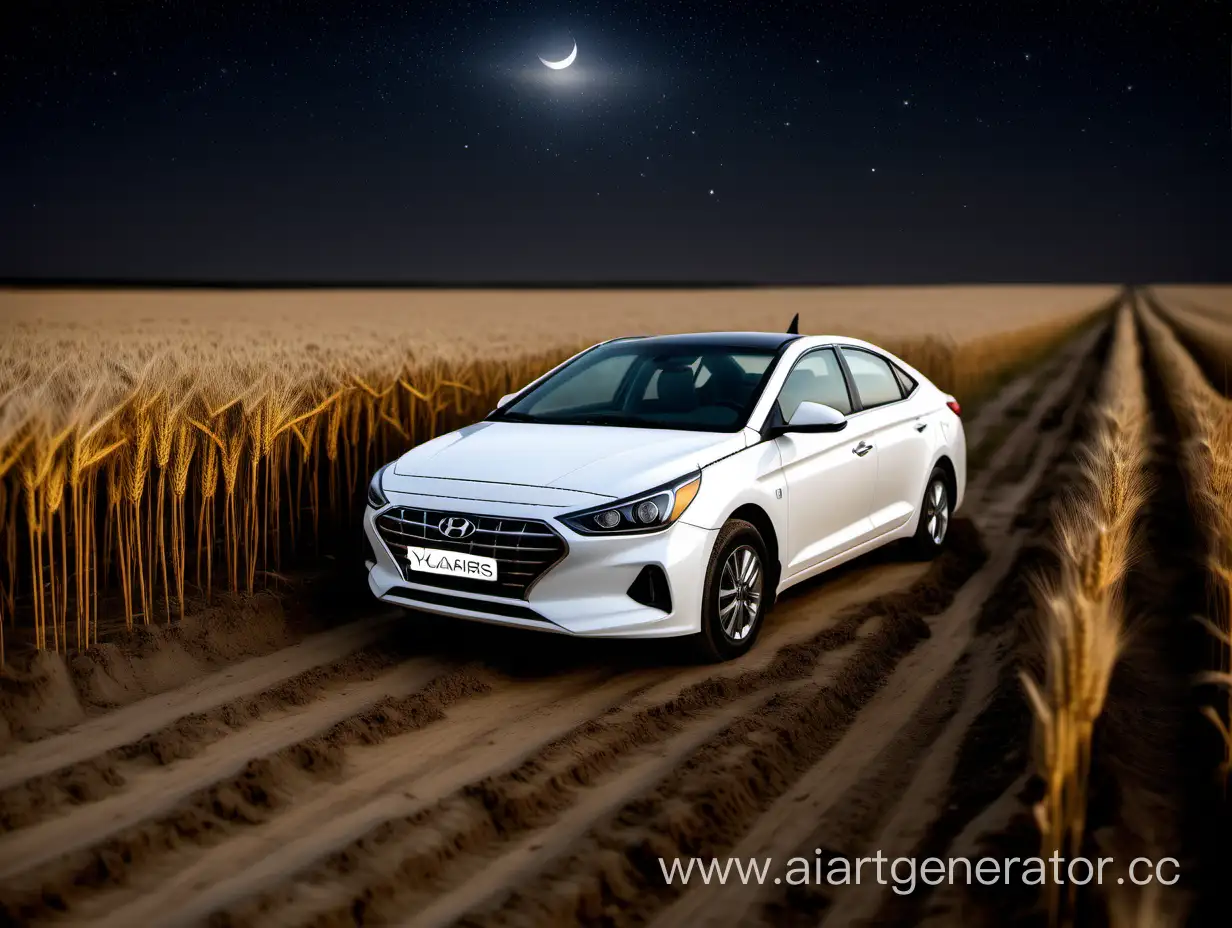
908 467 952 559
692 519 771 662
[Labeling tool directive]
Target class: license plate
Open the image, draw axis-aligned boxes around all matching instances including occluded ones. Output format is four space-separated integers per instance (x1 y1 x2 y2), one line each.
405 546 498 582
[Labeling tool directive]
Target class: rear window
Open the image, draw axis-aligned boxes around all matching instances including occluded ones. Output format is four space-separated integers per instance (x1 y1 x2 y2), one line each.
840 347 904 409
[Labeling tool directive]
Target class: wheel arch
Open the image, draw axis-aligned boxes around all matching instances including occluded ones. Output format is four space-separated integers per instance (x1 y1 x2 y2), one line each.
727 503 781 600
932 454 957 507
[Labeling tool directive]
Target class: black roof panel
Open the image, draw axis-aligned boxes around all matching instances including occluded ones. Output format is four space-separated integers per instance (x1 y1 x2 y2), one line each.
621 331 800 350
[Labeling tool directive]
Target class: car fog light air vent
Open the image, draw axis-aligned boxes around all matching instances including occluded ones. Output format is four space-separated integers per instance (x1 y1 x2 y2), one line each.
627 565 672 612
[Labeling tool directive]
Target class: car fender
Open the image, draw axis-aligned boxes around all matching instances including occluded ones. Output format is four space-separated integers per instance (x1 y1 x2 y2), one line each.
678 436 788 562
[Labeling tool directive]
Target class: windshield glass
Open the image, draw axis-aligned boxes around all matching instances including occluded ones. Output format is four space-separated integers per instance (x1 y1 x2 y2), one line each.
492 340 780 432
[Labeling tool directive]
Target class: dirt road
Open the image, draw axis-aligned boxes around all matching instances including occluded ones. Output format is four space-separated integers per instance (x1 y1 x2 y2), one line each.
0 322 1108 927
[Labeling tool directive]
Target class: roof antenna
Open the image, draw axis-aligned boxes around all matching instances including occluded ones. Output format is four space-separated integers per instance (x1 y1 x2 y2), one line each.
786 313 799 335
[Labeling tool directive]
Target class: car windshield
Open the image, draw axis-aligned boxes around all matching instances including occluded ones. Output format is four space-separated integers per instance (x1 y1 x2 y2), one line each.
490 340 781 432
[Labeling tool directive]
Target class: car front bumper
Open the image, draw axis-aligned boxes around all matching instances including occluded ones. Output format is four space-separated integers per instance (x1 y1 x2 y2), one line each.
363 492 718 638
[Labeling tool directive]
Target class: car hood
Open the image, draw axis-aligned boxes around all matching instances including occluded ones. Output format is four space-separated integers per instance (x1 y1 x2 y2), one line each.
392 421 750 499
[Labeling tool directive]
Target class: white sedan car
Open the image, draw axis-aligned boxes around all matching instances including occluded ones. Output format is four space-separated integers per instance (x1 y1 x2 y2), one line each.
363 330 965 660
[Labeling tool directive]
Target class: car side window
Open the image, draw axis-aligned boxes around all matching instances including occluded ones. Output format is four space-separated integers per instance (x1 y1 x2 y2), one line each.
776 347 853 420
893 364 918 396
840 347 904 409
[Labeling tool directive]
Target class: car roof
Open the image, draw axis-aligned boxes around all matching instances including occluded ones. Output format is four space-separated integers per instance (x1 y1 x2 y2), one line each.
613 332 886 351
617 331 801 350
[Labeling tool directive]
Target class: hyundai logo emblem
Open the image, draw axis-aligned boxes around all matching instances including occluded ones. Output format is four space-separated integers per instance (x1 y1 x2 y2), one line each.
438 516 476 539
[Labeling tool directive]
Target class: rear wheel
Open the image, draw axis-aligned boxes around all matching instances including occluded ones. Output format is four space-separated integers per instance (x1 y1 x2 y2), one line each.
908 467 952 559
692 519 771 662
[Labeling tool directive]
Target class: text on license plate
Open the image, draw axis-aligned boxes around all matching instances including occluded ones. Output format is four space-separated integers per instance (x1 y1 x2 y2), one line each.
405 546 498 581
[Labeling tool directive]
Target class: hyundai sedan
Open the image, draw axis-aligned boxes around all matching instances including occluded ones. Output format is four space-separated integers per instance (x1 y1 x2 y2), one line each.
363 330 965 660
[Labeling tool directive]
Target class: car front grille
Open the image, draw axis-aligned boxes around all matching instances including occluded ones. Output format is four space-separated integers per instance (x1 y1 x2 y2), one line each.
374 506 567 599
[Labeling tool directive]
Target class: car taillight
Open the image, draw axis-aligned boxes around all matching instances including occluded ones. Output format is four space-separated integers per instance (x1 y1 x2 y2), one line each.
946 396 961 417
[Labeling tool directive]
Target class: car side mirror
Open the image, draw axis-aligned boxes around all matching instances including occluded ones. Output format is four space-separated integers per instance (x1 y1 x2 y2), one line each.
495 392 516 409
777 401 848 435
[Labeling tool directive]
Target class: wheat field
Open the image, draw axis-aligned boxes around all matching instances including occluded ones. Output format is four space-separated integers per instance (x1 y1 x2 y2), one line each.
0 285 1113 659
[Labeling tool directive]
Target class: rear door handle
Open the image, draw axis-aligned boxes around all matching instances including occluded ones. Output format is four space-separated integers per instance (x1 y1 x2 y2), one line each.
852 441 873 457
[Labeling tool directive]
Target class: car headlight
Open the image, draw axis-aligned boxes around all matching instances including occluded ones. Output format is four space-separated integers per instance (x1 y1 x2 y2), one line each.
561 472 702 535
367 463 391 508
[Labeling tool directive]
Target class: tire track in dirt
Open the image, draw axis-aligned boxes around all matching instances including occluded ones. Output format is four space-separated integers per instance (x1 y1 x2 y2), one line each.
457 542 984 928
61 554 930 928
0 636 415 833
0 663 491 924
0 541 929 927
193 520 984 928
966 317 1108 514
963 316 1102 467
72 669 653 928
0 614 396 791
0 657 453 881
217 627 887 928
653 538 1017 928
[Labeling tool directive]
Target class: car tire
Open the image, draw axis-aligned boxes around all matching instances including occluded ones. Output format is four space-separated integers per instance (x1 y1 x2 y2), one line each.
692 519 772 662
908 466 952 559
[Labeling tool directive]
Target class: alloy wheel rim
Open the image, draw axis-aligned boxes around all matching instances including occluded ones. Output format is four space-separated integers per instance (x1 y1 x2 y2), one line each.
925 479 949 545
718 545 763 641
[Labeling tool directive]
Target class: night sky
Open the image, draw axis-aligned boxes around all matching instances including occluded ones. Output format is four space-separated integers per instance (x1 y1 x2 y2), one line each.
1 1 1228 283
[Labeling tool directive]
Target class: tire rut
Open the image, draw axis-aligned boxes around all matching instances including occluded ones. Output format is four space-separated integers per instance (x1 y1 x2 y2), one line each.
0 663 491 924
0 614 397 792
0 637 415 834
202 521 984 928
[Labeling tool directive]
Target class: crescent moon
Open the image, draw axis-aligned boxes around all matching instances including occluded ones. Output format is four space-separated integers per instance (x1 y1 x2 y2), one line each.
539 41 577 70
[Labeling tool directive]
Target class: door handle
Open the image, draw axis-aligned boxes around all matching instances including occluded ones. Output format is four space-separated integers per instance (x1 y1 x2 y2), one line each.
914 420 928 432
852 441 873 457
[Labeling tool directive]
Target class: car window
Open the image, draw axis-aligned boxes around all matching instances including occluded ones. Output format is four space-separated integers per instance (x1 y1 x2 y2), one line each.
497 341 782 432
530 354 638 413
644 352 772 405
840 347 904 408
893 364 918 396
776 347 853 419
643 357 701 400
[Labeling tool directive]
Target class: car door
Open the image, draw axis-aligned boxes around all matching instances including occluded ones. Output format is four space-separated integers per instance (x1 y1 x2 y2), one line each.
772 346 879 577
838 347 936 534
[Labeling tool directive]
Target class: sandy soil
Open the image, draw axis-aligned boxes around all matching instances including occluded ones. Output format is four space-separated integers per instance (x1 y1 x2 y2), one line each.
0 312 1154 928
